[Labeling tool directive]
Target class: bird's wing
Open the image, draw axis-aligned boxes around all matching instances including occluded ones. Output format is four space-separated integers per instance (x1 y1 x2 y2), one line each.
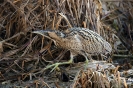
65 28 103 41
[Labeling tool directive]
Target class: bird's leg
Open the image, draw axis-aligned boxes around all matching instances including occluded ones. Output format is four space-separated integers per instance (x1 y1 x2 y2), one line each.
52 58 73 71
83 54 93 69
84 53 93 63
42 52 74 72
84 56 89 64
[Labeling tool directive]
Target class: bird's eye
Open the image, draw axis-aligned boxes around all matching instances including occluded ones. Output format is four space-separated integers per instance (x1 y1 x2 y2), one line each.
55 32 64 38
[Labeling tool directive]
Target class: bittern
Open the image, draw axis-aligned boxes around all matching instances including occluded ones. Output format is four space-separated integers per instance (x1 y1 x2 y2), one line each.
33 27 112 72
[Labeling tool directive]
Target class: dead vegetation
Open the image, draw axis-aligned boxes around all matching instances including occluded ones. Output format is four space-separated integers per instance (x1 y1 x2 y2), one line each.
0 0 133 87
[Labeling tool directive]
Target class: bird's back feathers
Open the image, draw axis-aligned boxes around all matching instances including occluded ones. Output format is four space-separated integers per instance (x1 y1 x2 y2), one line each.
33 27 112 57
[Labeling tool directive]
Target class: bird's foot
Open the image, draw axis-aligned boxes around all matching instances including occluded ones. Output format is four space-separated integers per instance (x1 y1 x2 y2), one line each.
40 59 73 73
84 58 93 70
85 57 93 64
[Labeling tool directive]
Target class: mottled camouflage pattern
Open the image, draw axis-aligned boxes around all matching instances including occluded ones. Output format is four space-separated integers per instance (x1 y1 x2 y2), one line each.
33 27 112 59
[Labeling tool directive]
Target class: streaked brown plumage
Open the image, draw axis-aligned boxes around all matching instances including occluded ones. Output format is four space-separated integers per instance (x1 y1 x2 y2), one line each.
33 27 112 72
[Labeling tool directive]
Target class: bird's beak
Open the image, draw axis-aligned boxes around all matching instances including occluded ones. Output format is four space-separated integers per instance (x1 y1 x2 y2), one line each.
32 30 49 36
32 30 51 39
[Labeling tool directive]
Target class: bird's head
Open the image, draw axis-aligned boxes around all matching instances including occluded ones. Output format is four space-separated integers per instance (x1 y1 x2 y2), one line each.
32 30 65 45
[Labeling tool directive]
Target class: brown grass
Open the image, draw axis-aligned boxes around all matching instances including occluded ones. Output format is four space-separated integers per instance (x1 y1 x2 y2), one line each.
0 0 133 87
